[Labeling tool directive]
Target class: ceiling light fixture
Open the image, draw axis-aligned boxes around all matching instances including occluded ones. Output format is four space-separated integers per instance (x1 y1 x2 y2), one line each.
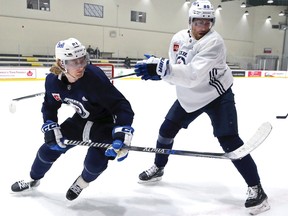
267 0 273 3
185 0 191 5
279 11 285 16
267 16 272 21
244 11 249 16
217 5 222 10
240 2 246 8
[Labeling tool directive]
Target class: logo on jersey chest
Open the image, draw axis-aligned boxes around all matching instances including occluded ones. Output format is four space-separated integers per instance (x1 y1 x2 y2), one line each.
176 51 188 64
178 51 187 57
64 98 90 118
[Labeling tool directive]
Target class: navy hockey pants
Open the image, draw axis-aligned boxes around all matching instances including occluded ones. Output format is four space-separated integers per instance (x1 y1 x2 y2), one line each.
154 87 260 187
30 114 114 183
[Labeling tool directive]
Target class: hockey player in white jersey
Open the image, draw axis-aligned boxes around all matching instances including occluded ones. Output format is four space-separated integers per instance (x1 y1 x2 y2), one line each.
134 0 270 215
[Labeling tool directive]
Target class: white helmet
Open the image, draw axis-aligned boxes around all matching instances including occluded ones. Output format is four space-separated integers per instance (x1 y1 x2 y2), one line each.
55 38 86 61
189 0 215 25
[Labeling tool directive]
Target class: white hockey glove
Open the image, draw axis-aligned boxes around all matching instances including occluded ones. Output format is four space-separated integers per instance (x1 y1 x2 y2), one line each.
105 126 134 162
41 120 66 152
135 55 169 80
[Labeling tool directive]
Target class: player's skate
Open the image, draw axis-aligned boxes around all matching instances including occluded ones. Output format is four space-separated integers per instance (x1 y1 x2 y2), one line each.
11 179 40 192
245 183 270 215
66 175 89 201
138 164 164 183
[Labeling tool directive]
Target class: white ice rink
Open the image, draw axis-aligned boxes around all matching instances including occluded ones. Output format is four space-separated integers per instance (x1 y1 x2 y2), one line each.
1 75 288 216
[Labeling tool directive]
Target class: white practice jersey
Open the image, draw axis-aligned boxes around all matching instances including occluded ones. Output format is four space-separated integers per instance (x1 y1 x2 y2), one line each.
163 29 233 113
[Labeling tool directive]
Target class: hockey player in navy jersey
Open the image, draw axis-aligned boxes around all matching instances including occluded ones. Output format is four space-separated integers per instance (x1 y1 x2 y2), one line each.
11 38 134 201
134 0 269 215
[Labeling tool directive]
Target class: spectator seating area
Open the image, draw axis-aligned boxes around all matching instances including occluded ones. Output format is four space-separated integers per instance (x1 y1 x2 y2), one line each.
0 53 241 69
0 54 139 68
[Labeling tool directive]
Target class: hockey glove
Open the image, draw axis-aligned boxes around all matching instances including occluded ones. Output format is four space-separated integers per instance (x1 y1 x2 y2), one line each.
134 56 169 81
41 120 66 152
105 126 134 162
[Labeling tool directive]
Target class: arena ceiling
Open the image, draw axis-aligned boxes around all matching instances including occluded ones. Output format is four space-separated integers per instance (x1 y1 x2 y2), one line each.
221 0 288 7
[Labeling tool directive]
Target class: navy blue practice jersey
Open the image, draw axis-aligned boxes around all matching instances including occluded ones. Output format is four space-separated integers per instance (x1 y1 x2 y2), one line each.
41 64 134 126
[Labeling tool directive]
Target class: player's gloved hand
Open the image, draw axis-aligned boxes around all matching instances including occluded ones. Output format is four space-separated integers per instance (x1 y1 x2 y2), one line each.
41 120 66 152
105 126 134 162
134 54 169 81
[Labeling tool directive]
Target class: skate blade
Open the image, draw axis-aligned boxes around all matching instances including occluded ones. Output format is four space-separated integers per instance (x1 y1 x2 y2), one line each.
10 187 39 196
11 181 40 193
138 176 162 184
248 198 270 215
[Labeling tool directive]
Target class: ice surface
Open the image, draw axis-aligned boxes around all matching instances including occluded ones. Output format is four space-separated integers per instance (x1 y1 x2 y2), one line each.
1 76 287 216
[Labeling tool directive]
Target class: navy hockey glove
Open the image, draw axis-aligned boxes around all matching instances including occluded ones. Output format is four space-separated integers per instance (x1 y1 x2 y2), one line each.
41 120 66 152
105 126 134 162
134 56 169 81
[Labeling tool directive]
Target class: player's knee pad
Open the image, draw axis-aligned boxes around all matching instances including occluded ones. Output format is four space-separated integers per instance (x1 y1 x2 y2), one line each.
38 143 62 163
159 119 181 140
217 135 244 153
82 148 109 182
82 162 107 182
85 159 108 174
30 144 62 180
157 134 174 145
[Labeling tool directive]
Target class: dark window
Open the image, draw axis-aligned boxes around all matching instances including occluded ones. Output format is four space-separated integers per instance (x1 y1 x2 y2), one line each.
27 0 50 11
131 11 146 23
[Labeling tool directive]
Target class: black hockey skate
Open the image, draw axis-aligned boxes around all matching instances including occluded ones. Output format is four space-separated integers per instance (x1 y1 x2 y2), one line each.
138 164 164 183
245 183 270 215
11 179 40 192
66 175 89 201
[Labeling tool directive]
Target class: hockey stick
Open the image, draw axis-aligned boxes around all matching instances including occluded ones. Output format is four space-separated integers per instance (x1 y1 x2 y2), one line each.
8 72 137 113
12 92 45 101
9 73 136 102
276 114 288 119
64 122 272 160
9 92 45 113
110 72 137 80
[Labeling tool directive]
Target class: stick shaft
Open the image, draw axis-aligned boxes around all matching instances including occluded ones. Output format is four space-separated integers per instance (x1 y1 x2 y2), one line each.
12 92 45 101
63 122 272 160
11 73 135 101
110 72 136 80
63 140 229 160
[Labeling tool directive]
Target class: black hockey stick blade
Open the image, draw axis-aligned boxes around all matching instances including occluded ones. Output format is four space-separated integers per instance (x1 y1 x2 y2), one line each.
276 114 288 119
110 72 137 80
64 122 272 160
12 92 45 101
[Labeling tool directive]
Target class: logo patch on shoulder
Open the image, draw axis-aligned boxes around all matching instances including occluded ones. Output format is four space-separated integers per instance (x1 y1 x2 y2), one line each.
82 96 88 101
52 93 61 101
173 43 179 52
